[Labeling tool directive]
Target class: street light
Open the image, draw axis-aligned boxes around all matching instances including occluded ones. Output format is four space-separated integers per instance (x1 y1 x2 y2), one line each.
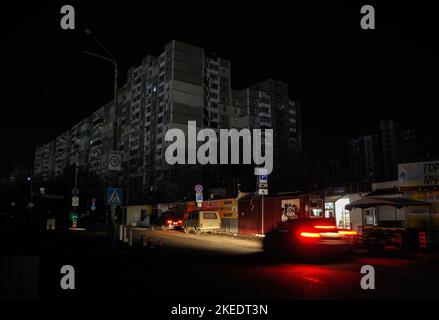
83 29 119 239
83 28 118 151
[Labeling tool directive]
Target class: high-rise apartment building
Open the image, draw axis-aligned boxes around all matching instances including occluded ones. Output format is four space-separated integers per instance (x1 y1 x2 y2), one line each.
348 134 382 182
34 40 302 203
348 119 431 182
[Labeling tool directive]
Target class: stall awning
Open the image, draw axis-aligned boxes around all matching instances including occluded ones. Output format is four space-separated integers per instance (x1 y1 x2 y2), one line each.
345 197 430 210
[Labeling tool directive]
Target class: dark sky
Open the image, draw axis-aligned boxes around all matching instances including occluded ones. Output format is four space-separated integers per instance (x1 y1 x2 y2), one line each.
2 1 438 176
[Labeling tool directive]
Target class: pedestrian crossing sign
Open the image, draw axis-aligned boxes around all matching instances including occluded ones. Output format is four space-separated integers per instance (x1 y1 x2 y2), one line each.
107 187 123 206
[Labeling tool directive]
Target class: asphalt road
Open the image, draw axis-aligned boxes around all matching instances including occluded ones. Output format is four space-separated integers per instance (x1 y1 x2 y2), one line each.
1 225 439 300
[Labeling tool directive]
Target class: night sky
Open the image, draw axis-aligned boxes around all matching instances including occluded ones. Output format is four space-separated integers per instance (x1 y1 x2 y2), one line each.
3 1 438 176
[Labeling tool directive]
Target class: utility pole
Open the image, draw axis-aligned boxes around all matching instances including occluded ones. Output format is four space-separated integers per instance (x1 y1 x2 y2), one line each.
29 168 33 223
73 152 79 213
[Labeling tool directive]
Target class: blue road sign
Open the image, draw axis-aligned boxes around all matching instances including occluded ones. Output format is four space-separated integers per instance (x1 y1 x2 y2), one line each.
107 187 123 206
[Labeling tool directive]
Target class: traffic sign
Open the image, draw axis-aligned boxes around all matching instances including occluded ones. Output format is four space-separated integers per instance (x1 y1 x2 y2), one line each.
195 184 203 193
91 198 96 211
72 196 79 207
72 188 79 196
107 187 123 206
196 192 203 203
259 174 268 183
258 182 268 189
258 188 268 195
108 152 122 171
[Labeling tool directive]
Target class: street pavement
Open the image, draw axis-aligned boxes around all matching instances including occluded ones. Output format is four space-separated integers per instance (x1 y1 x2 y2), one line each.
1 225 439 300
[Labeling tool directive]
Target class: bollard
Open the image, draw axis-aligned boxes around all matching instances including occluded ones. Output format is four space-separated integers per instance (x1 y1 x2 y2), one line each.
147 237 153 251
128 228 133 247
123 226 127 243
119 225 124 241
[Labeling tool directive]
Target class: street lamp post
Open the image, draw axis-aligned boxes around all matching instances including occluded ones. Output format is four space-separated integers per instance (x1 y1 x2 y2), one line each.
29 169 33 223
83 28 118 151
73 152 79 216
83 29 119 240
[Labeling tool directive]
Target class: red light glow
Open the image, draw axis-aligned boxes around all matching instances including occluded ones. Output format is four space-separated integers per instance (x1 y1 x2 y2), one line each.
314 225 336 230
339 230 358 236
167 220 173 224
300 232 321 238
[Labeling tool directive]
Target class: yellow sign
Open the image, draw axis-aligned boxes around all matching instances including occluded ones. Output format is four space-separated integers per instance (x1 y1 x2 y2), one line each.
399 161 439 187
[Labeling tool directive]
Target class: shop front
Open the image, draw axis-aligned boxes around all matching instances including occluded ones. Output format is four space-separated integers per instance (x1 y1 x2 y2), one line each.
399 161 439 229
324 188 364 231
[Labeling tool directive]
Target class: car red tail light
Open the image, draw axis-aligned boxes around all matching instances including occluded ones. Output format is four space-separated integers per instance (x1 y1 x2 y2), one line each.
166 220 173 225
177 220 183 224
300 232 321 238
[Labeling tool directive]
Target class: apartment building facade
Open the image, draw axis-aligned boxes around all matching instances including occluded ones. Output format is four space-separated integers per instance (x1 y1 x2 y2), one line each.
34 40 302 203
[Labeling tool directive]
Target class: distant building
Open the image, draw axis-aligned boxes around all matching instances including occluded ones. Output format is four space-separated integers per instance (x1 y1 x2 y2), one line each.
251 79 302 160
380 119 399 181
348 134 382 182
348 119 431 182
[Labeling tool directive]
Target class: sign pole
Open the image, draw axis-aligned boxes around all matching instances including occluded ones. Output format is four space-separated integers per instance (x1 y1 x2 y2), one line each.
256 169 268 236
261 194 264 235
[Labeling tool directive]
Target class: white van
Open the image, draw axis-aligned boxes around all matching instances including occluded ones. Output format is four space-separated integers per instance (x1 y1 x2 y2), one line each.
183 210 221 234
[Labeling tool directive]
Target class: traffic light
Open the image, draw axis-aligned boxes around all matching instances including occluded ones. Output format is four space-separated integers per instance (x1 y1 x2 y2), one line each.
71 212 78 228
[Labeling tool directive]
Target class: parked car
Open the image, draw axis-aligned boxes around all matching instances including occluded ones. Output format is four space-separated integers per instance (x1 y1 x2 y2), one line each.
263 218 357 260
183 210 221 234
152 211 183 230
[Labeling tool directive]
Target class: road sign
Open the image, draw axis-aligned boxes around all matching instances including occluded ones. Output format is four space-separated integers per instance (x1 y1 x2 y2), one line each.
258 182 268 189
259 174 268 183
39 187 46 195
108 152 122 171
28 202 34 208
72 188 79 196
196 192 203 203
107 187 123 206
258 188 268 195
195 184 203 193
91 198 96 211
72 196 79 207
